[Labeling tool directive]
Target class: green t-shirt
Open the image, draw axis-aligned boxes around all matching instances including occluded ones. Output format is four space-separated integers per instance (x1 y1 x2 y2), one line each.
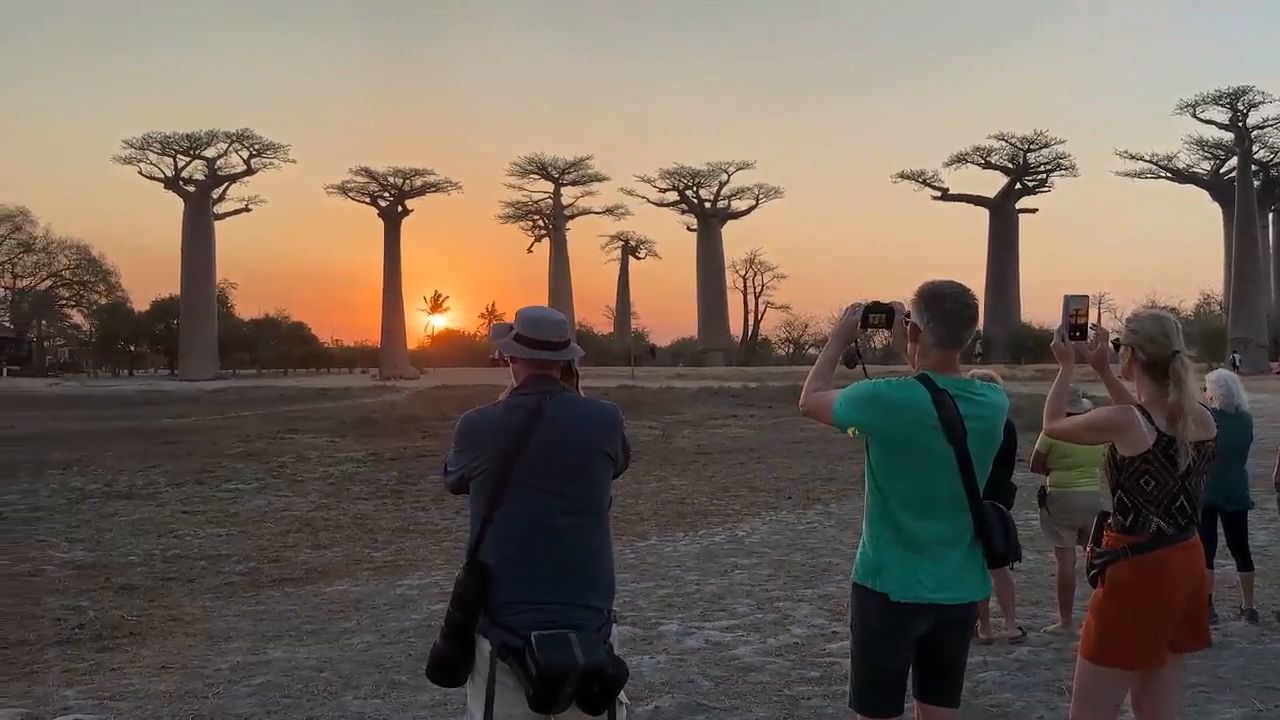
832 372 1009 604
1034 435 1105 491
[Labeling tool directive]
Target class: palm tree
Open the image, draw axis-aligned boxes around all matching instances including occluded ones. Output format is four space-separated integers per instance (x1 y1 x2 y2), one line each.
325 166 461 379
476 301 506 335
420 290 451 340
599 231 659 344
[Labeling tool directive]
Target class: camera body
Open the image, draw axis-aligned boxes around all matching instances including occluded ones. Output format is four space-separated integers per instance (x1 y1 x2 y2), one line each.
860 302 896 331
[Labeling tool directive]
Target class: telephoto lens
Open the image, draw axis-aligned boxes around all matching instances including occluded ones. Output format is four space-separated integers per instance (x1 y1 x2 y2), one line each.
424 560 490 688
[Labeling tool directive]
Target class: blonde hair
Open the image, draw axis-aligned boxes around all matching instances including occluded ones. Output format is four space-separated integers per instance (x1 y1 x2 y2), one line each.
1205 368 1249 413
1121 309 1199 468
966 369 1005 388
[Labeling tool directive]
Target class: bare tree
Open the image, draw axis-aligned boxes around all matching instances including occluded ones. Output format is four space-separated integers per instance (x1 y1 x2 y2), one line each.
622 161 784 364
599 231 659 344
112 129 293 379
497 154 629 331
728 248 790 363
774 313 823 364
1090 291 1120 327
1176 85 1280 372
325 165 462 380
893 130 1077 363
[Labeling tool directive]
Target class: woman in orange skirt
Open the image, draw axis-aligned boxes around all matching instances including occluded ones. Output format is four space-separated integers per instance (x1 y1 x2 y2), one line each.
1042 312 1216 720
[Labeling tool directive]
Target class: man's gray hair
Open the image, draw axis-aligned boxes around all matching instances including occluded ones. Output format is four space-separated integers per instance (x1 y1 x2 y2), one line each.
910 280 980 352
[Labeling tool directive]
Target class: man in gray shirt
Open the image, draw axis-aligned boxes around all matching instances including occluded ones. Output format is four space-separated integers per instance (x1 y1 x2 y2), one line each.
443 305 631 720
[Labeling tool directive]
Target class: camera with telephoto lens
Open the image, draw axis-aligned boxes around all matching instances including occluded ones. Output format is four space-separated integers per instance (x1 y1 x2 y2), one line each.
423 559 490 688
860 302 896 331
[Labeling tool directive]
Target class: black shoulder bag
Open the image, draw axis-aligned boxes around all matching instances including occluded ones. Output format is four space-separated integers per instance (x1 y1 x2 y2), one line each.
915 374 1022 569
424 393 555 689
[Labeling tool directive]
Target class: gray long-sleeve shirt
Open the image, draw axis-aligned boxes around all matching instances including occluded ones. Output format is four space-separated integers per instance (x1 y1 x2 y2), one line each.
442 374 630 633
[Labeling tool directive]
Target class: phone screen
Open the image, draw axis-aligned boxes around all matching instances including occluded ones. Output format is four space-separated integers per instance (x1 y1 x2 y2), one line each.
1062 295 1090 342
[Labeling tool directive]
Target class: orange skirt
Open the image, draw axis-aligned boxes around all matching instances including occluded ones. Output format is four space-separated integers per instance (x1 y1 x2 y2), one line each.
1080 529 1211 671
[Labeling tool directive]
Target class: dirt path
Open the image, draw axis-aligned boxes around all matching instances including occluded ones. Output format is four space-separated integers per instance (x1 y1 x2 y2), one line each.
2 379 1277 719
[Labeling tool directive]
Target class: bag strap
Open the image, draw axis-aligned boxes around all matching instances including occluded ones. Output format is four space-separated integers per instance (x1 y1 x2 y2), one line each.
466 390 558 563
913 374 988 540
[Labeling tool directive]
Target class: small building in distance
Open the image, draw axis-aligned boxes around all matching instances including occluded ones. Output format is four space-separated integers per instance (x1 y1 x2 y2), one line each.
1 325 33 373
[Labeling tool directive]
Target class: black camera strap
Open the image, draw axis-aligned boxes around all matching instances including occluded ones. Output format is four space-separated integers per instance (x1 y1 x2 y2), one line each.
914 373 988 541
467 390 557 564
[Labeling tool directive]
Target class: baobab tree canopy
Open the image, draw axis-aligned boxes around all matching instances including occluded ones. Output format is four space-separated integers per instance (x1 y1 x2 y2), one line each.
892 130 1078 364
113 128 294 201
893 130 1079 209
621 160 785 227
599 230 660 263
324 165 462 218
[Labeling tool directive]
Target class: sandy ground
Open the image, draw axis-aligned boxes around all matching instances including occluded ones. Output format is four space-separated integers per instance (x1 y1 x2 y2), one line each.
2 370 1278 719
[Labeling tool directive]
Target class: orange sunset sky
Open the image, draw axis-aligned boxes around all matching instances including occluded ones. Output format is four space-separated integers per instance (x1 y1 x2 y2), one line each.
3 1 1278 343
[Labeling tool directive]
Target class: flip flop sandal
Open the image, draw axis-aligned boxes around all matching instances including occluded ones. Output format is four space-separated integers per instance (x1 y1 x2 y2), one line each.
1007 626 1029 644
973 624 995 646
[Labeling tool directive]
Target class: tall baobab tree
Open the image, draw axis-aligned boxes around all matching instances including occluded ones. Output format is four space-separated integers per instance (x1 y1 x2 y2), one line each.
496 154 629 331
893 130 1078 363
325 166 462 380
728 248 790 362
622 161 785 364
599 231 659 344
1252 136 1280 354
113 129 293 380
1116 134 1237 301
1177 85 1280 372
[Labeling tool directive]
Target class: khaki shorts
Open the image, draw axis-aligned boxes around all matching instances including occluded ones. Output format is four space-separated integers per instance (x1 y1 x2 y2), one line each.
466 633 629 720
1039 489 1102 548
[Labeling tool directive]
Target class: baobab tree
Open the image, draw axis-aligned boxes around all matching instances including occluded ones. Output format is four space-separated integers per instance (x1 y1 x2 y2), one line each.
599 231 659 344
1252 136 1280 353
728 248 790 363
113 128 293 380
496 154 628 331
1176 85 1280 372
893 130 1078 363
1117 134 1239 302
325 165 462 380
622 161 785 364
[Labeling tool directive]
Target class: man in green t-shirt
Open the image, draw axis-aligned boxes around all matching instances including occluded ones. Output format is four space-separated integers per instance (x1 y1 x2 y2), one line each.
800 280 1008 720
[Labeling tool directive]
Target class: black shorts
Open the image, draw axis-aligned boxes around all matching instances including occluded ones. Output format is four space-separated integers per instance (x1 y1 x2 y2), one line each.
849 583 979 718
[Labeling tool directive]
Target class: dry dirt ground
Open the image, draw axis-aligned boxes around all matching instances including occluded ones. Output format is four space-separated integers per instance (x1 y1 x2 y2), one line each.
2 370 1278 719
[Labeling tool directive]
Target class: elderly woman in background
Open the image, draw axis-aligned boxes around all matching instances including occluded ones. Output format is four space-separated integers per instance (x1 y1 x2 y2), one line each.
1031 389 1107 634
967 369 1025 643
1200 368 1258 624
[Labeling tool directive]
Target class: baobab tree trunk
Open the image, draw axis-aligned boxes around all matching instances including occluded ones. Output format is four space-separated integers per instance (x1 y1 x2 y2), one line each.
547 193 575 333
613 252 631 343
1273 208 1280 360
1218 200 1235 310
694 220 733 365
981 204 1021 364
178 192 220 380
1227 144 1269 373
377 214 419 380
1260 209 1276 360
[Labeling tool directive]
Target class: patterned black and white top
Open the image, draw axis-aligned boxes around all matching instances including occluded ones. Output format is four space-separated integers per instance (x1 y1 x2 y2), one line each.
1104 404 1216 536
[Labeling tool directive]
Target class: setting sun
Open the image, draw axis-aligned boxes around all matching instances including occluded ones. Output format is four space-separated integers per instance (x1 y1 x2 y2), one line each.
427 313 450 332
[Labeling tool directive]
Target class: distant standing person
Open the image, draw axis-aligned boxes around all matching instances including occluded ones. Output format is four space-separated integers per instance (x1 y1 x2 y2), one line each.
973 338 984 365
1030 390 1107 634
1229 349 1242 373
967 369 1024 644
1200 369 1258 624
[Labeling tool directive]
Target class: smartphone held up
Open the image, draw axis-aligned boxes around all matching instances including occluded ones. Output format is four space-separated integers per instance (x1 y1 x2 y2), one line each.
1061 294 1090 343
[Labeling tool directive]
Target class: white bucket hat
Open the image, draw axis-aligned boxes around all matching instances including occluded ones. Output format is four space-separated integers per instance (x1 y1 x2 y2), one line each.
489 306 585 361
